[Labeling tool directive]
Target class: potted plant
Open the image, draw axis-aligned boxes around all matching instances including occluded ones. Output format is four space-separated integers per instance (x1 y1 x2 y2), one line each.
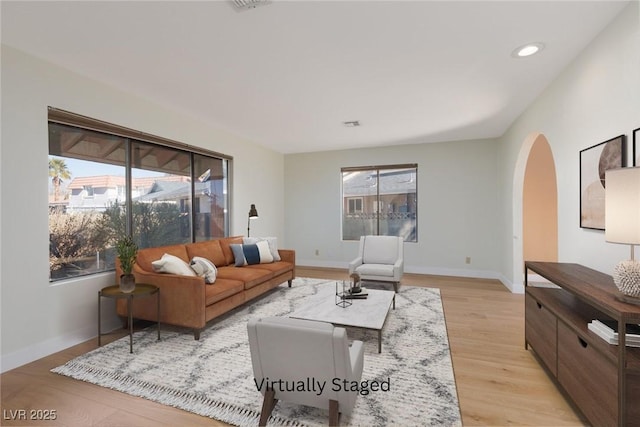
116 235 138 293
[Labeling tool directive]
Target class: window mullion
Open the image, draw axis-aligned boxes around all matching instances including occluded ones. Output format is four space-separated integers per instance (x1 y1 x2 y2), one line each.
125 139 133 236
376 170 381 235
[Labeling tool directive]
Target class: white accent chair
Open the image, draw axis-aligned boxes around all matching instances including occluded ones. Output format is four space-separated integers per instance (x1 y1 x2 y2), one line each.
348 235 404 292
247 317 364 426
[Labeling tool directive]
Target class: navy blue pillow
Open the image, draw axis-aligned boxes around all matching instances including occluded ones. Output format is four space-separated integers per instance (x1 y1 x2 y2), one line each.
230 243 261 266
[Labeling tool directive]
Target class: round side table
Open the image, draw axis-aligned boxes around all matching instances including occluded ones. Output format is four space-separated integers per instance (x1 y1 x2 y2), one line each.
98 283 160 353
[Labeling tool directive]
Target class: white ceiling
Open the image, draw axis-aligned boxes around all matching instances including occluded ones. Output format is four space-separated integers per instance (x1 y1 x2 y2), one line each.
1 1 630 154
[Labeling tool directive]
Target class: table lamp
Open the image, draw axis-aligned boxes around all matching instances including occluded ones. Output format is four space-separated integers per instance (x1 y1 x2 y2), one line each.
605 167 640 303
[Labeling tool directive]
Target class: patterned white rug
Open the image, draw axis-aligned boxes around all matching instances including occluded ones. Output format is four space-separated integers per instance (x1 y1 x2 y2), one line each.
52 277 461 426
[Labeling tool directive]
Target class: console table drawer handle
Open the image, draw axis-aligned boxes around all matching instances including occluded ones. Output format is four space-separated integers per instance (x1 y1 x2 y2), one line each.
578 337 588 348
536 302 542 309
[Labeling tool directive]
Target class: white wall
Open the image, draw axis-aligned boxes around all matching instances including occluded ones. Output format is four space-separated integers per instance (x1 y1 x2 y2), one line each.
284 139 504 282
498 1 640 286
0 46 285 372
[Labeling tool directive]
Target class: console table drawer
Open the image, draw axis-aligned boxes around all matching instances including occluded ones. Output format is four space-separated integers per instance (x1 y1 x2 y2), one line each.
525 292 557 376
557 321 617 427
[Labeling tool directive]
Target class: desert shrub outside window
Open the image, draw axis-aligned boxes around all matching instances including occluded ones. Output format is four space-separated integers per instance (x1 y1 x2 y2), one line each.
341 164 417 242
48 109 230 282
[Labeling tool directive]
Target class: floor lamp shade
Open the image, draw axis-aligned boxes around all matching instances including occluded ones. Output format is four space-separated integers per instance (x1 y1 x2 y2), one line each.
605 167 640 246
605 167 640 299
247 204 258 237
248 204 259 219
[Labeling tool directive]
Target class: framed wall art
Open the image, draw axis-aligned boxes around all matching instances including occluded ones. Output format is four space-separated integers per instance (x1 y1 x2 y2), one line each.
634 127 640 166
580 134 626 230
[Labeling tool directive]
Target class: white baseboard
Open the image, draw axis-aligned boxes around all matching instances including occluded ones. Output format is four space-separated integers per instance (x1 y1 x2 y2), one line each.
296 259 349 269
1 318 121 373
296 259 522 293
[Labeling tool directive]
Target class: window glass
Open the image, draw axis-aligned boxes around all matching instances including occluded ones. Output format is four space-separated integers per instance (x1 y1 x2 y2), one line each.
342 170 376 239
48 124 127 280
193 154 229 241
130 142 192 248
342 165 417 242
48 120 231 282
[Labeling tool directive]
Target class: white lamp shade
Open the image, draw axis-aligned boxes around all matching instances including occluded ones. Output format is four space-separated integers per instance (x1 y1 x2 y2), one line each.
605 167 640 245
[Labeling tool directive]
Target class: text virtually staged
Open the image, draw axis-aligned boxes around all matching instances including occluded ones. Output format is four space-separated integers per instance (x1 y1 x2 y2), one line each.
253 377 392 396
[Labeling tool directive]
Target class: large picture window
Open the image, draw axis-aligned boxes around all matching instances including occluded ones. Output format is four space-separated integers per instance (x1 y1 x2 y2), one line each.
48 109 230 281
341 164 417 242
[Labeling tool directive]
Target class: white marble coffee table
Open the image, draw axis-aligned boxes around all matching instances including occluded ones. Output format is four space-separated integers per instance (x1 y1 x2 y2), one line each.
289 284 395 353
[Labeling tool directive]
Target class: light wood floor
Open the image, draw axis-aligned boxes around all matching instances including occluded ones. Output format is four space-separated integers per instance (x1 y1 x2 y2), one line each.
1 268 586 426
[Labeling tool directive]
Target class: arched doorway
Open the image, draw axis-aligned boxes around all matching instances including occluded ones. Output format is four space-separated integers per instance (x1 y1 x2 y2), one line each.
512 133 558 290
523 135 558 264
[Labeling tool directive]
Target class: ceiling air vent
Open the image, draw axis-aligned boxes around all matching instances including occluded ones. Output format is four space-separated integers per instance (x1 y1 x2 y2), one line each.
230 0 271 12
343 121 361 128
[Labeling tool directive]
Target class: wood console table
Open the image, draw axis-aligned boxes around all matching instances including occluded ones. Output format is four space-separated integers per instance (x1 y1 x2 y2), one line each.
524 262 640 427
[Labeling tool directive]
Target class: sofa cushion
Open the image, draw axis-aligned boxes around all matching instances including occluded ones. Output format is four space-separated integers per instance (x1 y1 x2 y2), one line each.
355 263 394 277
190 256 217 283
245 261 292 276
243 237 281 261
220 236 243 266
217 265 274 289
137 244 190 273
186 240 226 267
362 236 399 265
231 241 274 266
152 253 197 276
204 278 244 305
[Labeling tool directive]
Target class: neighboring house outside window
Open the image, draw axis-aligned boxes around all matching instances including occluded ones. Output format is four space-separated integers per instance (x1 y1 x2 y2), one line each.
346 197 363 215
48 109 231 282
341 164 417 242
82 185 94 197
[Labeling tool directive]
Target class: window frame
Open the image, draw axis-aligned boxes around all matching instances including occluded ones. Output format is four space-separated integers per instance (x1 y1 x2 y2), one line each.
341 164 417 242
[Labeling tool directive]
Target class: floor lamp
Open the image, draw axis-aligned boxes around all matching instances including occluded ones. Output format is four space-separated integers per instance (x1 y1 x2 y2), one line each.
247 204 258 237
605 167 640 303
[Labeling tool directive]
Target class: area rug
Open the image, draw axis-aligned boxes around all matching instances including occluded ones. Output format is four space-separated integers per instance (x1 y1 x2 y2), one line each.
52 277 461 426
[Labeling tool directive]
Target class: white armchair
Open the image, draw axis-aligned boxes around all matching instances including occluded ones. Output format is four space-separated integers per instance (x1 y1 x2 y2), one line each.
348 235 404 292
247 316 364 426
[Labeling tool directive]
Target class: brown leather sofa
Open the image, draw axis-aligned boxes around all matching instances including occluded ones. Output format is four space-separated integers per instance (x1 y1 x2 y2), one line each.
115 236 295 339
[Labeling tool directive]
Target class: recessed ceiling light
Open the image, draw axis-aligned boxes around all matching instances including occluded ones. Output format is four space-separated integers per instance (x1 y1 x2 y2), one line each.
512 42 545 58
343 121 361 127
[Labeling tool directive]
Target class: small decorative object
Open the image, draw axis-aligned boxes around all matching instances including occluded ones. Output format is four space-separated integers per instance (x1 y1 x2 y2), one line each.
335 281 352 308
613 261 640 301
349 273 362 294
116 235 138 293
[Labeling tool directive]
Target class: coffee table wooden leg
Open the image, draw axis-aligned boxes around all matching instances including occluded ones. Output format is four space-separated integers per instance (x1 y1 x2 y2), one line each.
378 330 382 353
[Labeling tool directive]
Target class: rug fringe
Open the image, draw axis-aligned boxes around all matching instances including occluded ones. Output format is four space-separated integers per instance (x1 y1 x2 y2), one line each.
52 361 307 427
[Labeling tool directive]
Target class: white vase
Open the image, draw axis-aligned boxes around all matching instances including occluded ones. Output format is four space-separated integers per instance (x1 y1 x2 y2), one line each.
119 274 136 293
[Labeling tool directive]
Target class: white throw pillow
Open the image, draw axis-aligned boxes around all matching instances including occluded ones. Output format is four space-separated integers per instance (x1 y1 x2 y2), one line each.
190 256 217 284
243 236 281 261
256 240 274 264
151 253 196 276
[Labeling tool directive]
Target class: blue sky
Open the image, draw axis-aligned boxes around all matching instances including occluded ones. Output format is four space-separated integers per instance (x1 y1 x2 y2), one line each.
49 156 167 194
